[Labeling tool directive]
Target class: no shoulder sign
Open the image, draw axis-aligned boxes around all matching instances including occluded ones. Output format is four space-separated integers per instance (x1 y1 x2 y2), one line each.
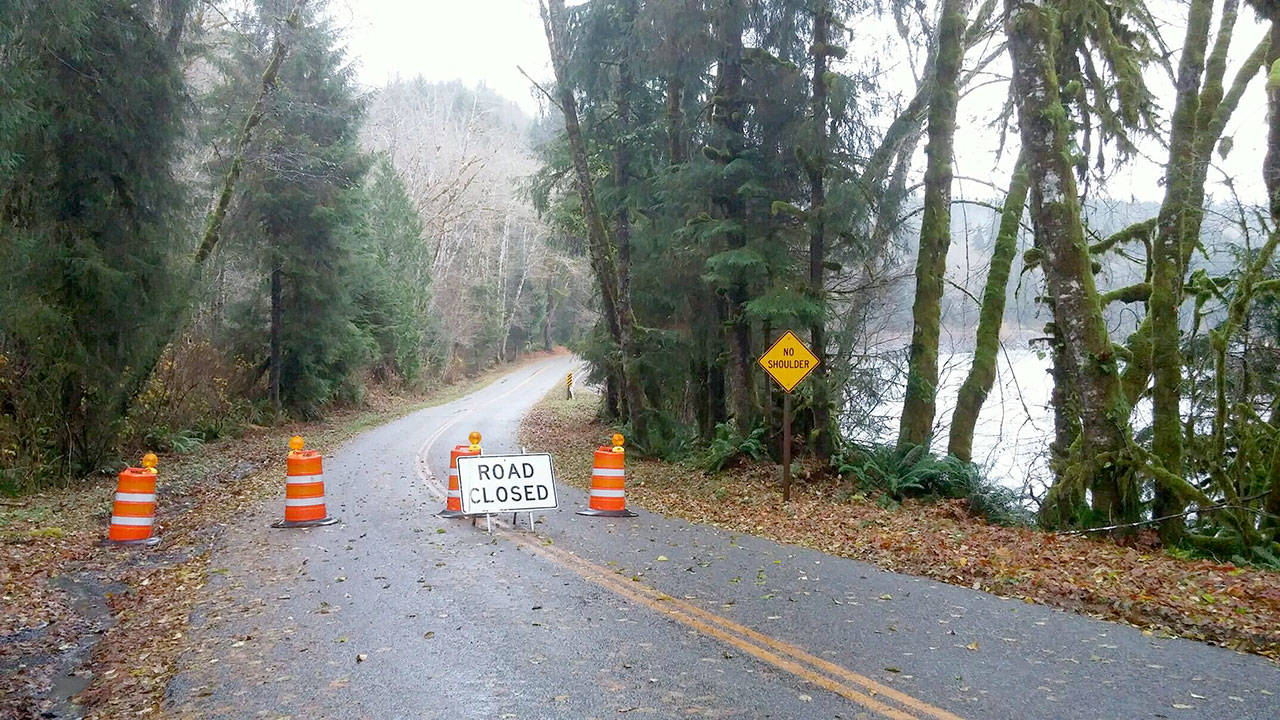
456 453 558 515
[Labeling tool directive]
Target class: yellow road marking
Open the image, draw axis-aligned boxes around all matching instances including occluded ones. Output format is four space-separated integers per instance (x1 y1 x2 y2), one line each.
526 538 965 720
410 366 964 720
520 537 926 720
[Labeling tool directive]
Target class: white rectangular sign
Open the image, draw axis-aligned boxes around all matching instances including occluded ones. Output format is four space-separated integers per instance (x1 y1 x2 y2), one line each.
456 453 558 514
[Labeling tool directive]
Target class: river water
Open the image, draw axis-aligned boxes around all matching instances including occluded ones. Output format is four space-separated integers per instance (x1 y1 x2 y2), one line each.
849 347 1057 498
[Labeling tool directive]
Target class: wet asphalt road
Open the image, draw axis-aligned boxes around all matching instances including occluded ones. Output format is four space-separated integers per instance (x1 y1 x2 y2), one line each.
166 355 1280 719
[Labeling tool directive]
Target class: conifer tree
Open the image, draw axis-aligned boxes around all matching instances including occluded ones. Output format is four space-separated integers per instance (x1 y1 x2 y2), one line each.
0 0 187 475
211 0 374 414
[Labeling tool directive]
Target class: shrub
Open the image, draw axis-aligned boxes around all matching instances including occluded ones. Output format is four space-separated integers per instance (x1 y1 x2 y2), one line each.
704 422 767 471
835 443 1032 526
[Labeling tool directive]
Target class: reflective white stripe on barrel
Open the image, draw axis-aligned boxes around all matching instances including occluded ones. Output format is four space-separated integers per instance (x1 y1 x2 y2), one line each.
285 497 326 507
287 475 323 484
589 489 626 498
110 515 154 526
114 492 156 503
591 468 626 477
447 490 461 498
449 469 459 477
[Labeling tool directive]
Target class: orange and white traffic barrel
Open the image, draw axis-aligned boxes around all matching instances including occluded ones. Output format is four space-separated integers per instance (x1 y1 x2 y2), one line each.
272 436 338 528
107 453 161 546
439 431 481 518
577 433 637 517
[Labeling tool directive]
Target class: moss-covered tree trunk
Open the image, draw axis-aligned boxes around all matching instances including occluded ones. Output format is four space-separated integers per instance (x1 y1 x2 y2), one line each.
193 0 308 266
1120 2 1265 413
1006 0 1138 523
1260 17 1280 534
947 151 1028 462
1149 0 1214 543
1039 318 1085 527
898 0 967 449
807 2 834 459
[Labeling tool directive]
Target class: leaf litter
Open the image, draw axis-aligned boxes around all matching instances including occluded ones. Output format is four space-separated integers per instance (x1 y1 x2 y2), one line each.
0 358 550 718
521 391 1280 662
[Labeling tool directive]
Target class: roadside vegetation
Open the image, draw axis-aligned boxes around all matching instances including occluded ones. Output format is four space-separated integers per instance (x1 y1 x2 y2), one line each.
533 0 1280 568
0 355 555 718
523 388 1280 662
1 1 589 495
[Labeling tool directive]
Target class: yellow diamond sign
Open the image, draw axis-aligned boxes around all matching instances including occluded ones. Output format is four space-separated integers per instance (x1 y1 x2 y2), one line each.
758 330 819 393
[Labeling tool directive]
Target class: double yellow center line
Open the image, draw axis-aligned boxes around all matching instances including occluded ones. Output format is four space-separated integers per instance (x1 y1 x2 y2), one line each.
518 535 963 720
412 377 963 719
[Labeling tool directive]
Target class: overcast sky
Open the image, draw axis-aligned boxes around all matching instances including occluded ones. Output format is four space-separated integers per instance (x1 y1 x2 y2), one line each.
332 0 1271 207
335 0 551 115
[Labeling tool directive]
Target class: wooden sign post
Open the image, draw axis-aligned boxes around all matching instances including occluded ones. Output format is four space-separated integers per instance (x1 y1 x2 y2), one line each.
757 331 820 502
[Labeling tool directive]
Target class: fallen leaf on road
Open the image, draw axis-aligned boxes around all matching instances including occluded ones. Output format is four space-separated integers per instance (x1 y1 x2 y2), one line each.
965 642 979 651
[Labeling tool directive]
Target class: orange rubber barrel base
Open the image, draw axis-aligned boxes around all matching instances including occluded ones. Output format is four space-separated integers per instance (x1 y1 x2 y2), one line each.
272 515 339 528
104 534 161 547
576 507 638 517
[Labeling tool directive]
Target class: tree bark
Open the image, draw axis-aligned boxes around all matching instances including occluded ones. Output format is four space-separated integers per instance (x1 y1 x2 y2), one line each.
899 0 967 449
543 274 554 352
269 264 282 414
1265 21 1280 220
1006 0 1138 523
947 150 1028 462
710 0 756 433
666 76 686 166
613 0 648 442
807 2 833 459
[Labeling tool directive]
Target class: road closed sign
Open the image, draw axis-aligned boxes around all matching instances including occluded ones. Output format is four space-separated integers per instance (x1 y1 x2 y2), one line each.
456 453 559 515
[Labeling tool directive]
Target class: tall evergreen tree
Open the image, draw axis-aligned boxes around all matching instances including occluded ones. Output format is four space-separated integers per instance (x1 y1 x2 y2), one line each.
0 0 187 475
212 0 373 414
352 157 432 383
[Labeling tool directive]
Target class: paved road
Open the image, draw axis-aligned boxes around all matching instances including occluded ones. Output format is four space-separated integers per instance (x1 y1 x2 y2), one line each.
167 355 1280 719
